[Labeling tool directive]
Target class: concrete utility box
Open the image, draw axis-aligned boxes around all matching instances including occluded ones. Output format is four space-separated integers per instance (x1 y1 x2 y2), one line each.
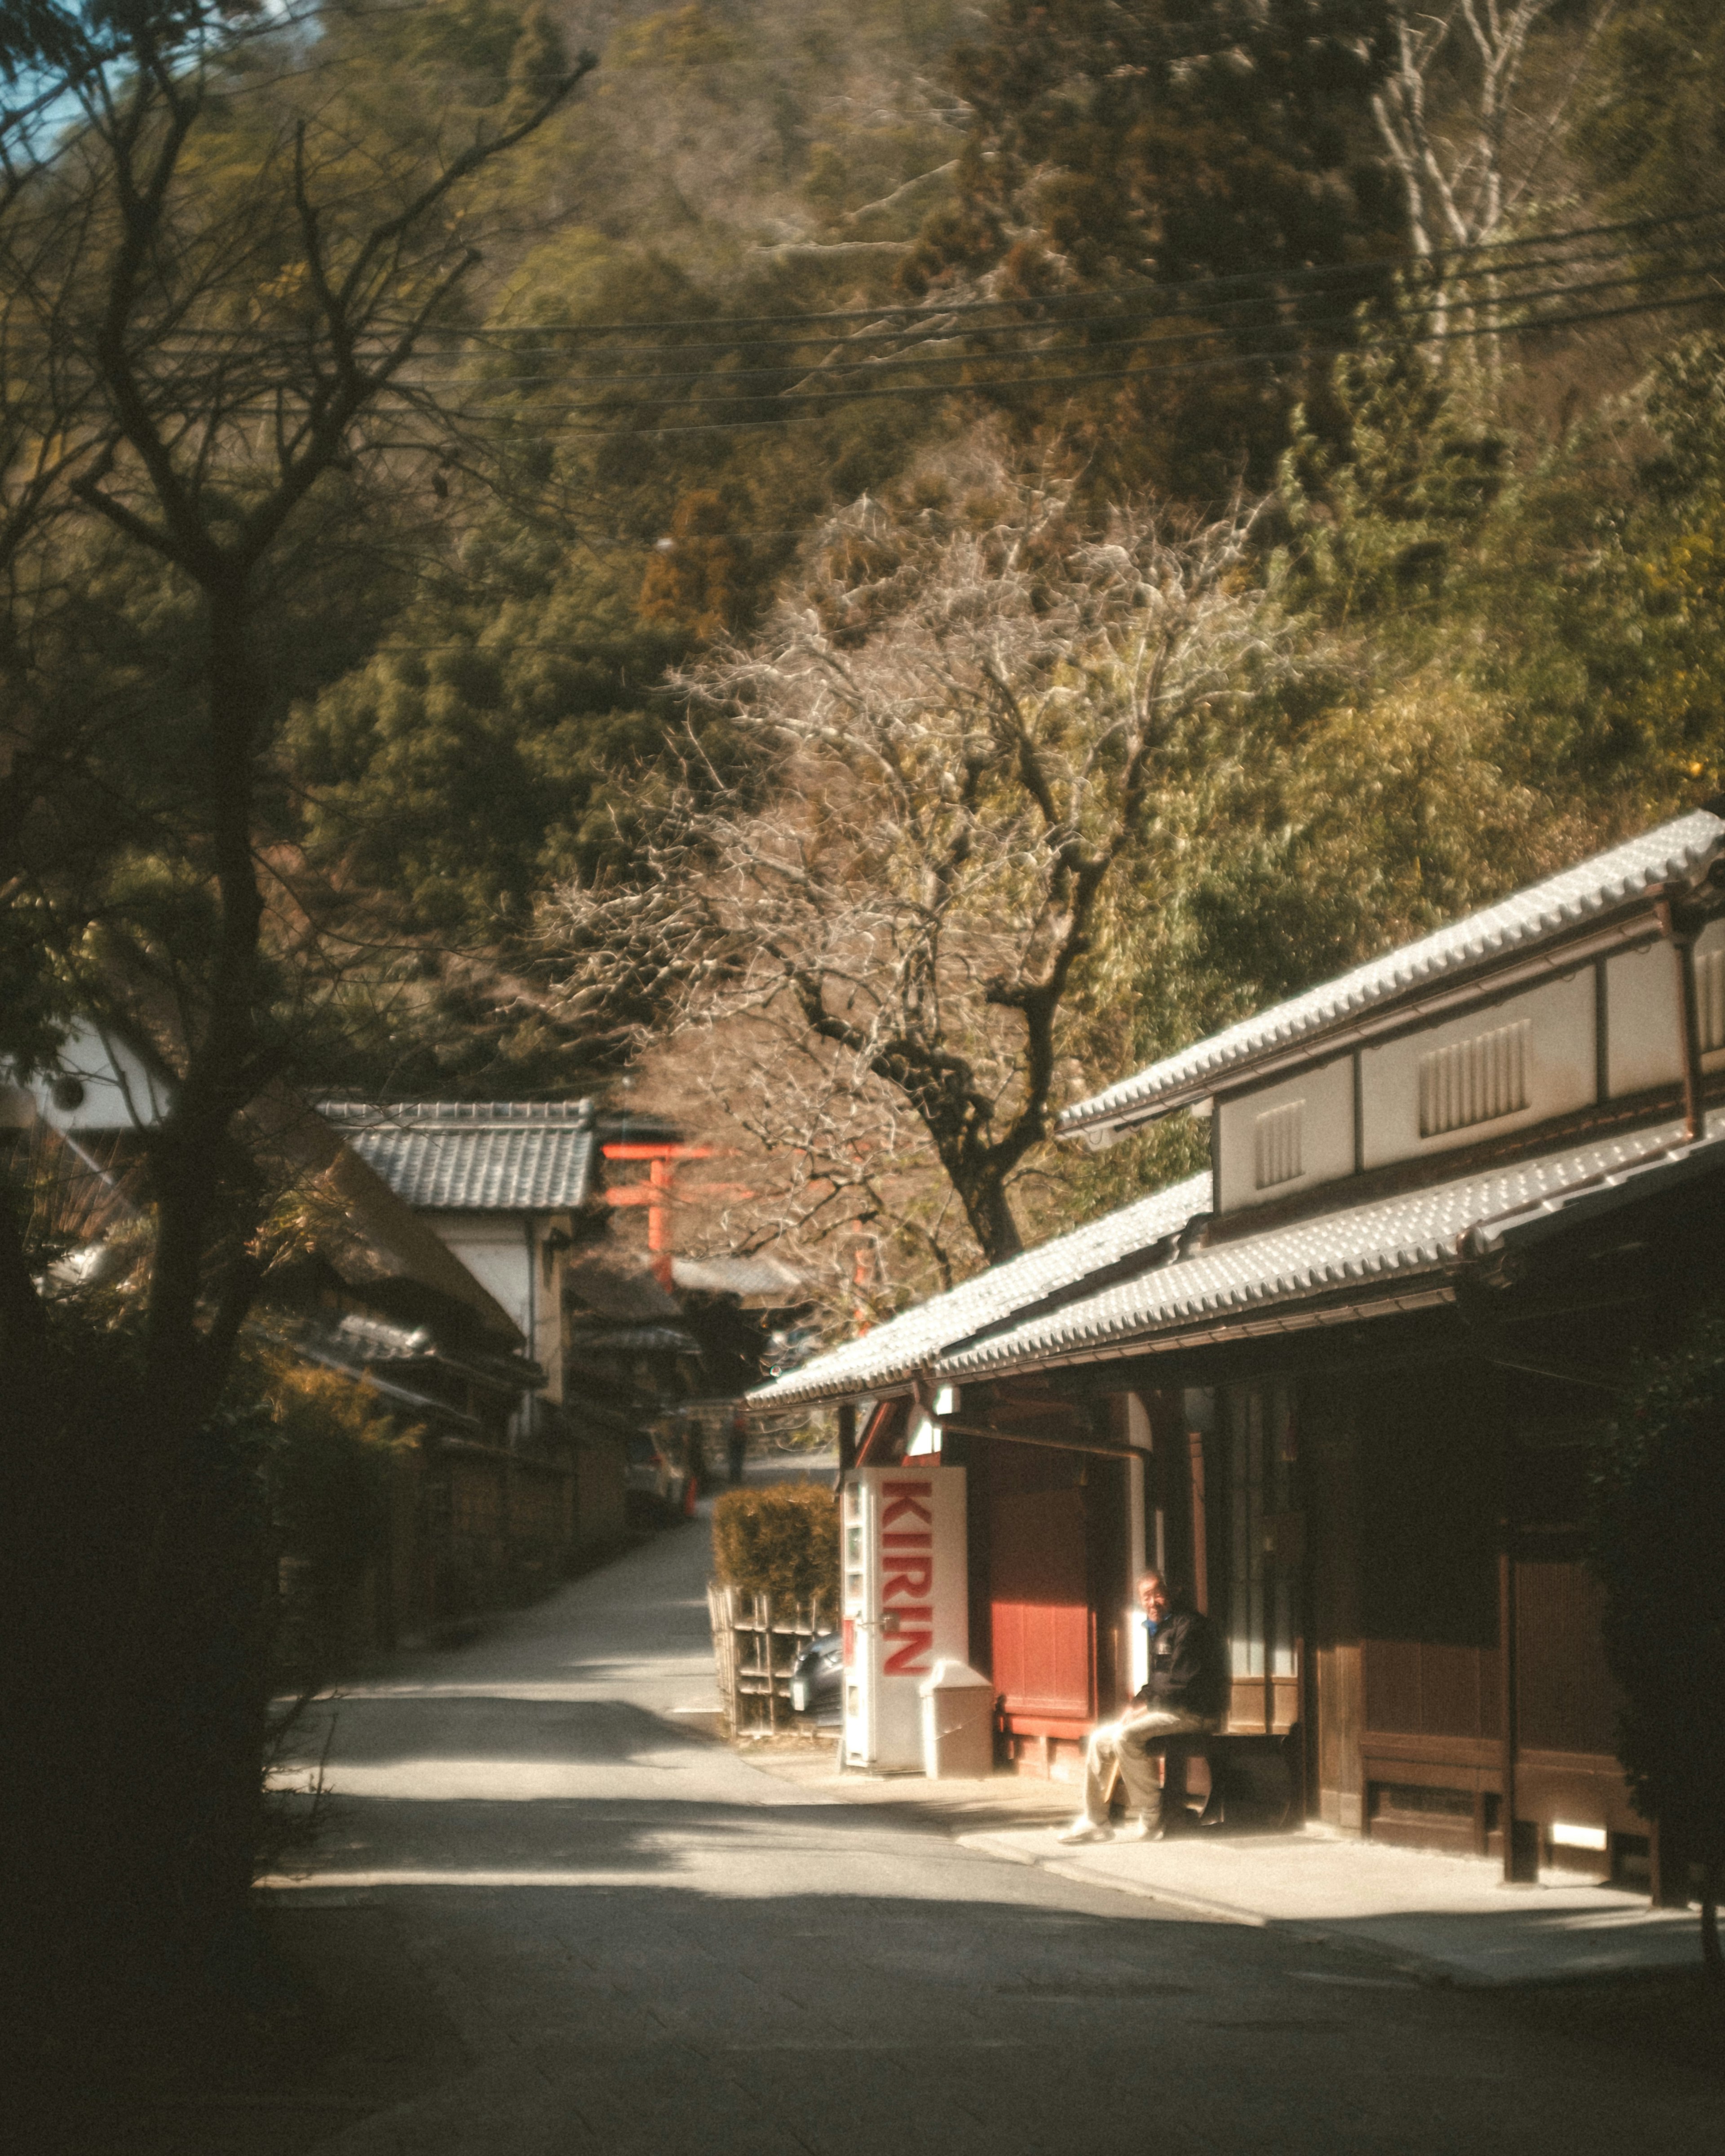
919 1660 995 1780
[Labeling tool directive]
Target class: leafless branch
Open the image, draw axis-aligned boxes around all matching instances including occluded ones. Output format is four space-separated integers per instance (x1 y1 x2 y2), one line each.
548 446 1287 1291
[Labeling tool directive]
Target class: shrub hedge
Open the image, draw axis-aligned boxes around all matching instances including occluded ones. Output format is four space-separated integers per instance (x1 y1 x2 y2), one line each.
711 1480 838 1617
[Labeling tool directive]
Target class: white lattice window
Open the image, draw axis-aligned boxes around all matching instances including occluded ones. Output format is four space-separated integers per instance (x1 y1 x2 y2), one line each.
1418 1019 1530 1138
1253 1099 1304 1189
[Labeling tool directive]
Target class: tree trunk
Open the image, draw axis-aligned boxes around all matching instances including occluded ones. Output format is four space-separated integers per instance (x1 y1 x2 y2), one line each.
951 1158 1024 1266
143 575 266 1426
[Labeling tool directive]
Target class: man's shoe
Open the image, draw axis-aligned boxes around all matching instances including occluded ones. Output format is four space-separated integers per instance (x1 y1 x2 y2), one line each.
1127 1816 1166 1842
1056 1820 1114 1844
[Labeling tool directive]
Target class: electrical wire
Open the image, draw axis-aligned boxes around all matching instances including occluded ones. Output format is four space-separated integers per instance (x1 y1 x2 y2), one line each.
379 258 1725 396
395 205 1725 338
133 240 1725 397
422 271 1725 420
143 205 1725 351
97 270 1725 442
464 283 1725 437
390 235 1725 375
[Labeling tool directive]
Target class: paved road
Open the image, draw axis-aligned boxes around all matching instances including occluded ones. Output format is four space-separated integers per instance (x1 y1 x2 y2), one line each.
259 1471 1719 2156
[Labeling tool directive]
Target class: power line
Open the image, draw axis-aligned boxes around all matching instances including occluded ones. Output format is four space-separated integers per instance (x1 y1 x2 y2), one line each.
422 269 1725 420
142 207 1725 349
103 268 1725 440
386 258 1725 397
460 282 1725 438
453 204 1725 336
395 234 1724 373
137 246 1724 402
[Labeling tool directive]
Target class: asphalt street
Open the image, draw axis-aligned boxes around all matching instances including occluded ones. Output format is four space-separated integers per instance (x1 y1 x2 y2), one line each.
251 1467 1721 2156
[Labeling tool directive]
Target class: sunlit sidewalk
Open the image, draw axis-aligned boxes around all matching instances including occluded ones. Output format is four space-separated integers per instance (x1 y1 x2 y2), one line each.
957 1821 1703 1987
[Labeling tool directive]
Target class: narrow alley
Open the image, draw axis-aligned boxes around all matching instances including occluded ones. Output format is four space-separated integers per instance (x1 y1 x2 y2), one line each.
205 1470 1723 2154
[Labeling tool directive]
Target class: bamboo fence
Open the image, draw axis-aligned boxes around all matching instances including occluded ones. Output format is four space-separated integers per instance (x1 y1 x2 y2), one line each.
707 1583 834 1734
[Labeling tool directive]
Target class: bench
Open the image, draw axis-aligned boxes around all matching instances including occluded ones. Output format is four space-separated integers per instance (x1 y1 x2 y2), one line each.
1108 1729 1299 1830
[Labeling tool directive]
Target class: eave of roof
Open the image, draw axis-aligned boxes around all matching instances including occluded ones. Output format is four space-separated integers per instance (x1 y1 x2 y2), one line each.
247 1087 524 1344
940 1114 1725 1380
747 1170 1211 1411
1058 809 1725 1142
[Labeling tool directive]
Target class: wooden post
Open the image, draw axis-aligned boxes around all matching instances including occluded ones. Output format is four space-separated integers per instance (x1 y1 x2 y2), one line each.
837 1401 857 1482
765 1593 777 1732
1187 1428 1208 1615
1499 1537 1536 1883
1261 1554 1277 1736
1655 897 1706 1142
1650 1819 1690 1909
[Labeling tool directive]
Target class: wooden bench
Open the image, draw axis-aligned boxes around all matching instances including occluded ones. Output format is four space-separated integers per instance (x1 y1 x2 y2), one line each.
1105 1729 1299 1829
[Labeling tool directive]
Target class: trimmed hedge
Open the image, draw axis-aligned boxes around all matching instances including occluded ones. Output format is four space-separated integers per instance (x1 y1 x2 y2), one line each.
711 1481 838 1616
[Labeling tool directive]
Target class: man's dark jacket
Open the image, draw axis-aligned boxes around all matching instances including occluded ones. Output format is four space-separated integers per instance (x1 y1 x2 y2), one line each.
1133 1604 1228 1721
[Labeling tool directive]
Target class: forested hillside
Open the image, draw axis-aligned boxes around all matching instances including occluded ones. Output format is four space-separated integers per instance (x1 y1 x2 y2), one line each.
7 0 1725 1303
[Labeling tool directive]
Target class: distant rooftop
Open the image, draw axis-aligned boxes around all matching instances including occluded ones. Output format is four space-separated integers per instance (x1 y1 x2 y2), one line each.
1059 807 1725 1142
319 1100 597 1212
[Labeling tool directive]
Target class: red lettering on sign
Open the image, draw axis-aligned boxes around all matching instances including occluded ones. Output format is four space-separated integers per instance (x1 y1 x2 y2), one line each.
885 1630 935 1675
882 1482 933 1527
878 1480 940 1676
842 1617 854 1667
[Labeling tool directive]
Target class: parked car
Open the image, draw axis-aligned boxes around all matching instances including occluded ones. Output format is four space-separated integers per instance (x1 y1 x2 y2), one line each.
789 1630 843 1716
624 1431 675 1522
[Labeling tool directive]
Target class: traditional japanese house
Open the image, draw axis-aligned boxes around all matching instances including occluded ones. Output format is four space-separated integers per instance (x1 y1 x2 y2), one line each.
749 806 1725 1897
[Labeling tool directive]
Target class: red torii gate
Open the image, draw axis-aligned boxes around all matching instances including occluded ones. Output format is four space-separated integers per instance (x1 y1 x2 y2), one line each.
601 1142 753 1288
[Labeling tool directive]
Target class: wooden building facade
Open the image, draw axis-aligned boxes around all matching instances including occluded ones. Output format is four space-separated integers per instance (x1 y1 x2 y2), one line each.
754 808 1725 1899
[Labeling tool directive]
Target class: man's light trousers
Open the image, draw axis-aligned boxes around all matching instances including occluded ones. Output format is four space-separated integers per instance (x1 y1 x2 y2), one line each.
1079 1706 1221 1826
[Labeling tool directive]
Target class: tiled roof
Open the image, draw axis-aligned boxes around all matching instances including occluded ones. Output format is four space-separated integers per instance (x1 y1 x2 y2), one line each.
1059 809 1725 1140
319 1100 596 1211
940 1115 1725 1378
748 1171 1212 1409
672 1254 805 1298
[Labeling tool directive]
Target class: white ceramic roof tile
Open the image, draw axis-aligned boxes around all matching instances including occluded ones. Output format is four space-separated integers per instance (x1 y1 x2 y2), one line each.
748 1170 1211 1408
942 1116 1719 1377
321 1102 596 1212
1060 809 1725 1137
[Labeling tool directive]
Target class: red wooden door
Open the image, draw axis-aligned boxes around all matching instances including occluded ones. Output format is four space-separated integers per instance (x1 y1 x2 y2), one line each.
989 1456 1092 1722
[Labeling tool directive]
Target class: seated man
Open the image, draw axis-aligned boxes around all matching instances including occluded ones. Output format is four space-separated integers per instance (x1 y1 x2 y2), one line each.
1058 1571 1228 1844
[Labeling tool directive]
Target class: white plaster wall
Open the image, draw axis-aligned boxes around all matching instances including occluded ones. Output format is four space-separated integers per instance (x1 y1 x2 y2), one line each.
1359 970 1595 1171
422 1212 532 1341
1605 941 1683 1097
1215 1055 1354 1213
36 1020 171 1132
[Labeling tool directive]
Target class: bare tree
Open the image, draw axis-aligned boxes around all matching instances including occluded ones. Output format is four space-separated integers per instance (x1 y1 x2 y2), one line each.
1372 3 1615 336
0 1 597 2035
0 2 594 1427
550 451 1286 1293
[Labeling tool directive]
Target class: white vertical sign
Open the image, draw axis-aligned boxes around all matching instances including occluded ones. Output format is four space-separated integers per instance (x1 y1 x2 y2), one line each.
841 1464 968 1771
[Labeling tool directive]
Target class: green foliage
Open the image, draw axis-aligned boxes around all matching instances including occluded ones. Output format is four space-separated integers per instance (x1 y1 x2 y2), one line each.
712 1481 840 1614
261 1359 411 1598
905 0 1400 494
1591 1312 1725 1875
285 548 688 938
1275 347 1508 631
1572 0 1725 226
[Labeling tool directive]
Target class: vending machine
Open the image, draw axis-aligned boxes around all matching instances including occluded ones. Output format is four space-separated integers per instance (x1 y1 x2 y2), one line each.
840 1463 968 1771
